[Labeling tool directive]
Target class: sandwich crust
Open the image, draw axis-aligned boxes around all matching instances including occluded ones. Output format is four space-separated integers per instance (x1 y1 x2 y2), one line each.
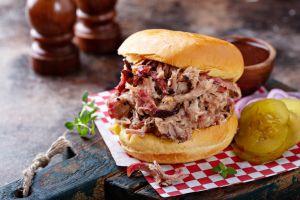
118 29 244 82
119 114 238 164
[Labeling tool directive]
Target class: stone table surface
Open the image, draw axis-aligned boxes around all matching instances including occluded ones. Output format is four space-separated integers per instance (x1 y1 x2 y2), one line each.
0 0 299 186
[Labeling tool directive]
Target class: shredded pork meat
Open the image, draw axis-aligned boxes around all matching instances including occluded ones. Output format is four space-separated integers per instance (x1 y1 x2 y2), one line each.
127 161 188 186
107 60 241 143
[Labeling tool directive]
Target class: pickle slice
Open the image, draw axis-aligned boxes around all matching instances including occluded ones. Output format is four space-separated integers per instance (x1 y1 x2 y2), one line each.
285 112 300 149
281 98 300 116
280 98 300 148
235 99 289 155
232 142 287 164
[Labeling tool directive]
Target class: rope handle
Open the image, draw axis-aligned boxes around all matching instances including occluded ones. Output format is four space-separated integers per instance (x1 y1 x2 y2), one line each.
22 135 71 197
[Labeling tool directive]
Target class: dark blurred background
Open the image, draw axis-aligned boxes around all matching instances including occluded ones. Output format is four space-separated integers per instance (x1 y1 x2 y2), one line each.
0 0 299 186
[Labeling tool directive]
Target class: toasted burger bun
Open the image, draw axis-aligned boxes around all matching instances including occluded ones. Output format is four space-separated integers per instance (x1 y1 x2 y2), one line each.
119 114 238 164
118 29 244 82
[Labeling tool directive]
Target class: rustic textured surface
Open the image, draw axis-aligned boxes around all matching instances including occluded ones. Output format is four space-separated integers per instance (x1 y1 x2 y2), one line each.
0 130 120 199
0 0 299 188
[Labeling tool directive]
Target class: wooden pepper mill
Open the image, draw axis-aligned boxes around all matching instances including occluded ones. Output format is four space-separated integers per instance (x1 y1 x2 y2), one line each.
74 0 121 53
27 0 80 76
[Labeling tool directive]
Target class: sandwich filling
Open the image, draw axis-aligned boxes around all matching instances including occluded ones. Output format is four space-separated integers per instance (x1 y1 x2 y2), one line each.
107 60 241 143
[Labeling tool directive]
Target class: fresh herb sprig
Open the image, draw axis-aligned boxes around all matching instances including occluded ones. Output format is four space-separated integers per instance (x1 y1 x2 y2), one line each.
65 91 98 137
212 163 237 178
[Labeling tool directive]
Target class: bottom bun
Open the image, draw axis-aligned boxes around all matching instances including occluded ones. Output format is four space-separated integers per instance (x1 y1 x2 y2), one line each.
119 114 238 164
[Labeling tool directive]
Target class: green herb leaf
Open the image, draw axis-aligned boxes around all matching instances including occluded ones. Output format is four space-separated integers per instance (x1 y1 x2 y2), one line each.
65 91 99 137
80 110 91 124
212 165 221 173
90 108 98 115
221 170 228 178
77 125 81 135
65 122 74 130
75 117 80 124
219 163 226 171
82 91 89 103
211 163 237 178
79 127 89 137
227 167 237 175
88 100 96 108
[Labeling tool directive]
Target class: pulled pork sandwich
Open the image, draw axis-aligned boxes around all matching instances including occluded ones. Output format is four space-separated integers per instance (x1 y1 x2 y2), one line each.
107 29 244 164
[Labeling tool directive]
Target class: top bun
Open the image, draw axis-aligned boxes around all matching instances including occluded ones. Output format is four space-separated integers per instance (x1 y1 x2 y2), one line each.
118 29 244 82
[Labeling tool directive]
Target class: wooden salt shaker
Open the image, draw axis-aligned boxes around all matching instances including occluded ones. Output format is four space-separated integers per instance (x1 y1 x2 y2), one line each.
27 0 80 75
74 0 121 53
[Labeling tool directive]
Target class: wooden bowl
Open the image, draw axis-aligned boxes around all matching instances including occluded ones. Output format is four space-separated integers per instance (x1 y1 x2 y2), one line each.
225 36 276 96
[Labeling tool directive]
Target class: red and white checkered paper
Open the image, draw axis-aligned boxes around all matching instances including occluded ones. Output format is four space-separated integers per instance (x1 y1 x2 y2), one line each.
90 88 300 198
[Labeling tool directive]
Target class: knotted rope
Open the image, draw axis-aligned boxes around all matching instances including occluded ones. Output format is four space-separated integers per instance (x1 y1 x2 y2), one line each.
22 135 71 197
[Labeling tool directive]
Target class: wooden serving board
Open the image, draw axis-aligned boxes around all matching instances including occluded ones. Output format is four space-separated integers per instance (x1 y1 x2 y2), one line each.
0 79 299 200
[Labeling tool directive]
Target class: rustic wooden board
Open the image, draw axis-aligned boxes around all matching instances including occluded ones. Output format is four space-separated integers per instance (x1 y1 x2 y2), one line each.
0 131 121 200
0 79 299 200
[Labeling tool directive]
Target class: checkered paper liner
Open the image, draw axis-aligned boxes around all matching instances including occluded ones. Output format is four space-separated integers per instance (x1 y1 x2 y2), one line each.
90 89 300 198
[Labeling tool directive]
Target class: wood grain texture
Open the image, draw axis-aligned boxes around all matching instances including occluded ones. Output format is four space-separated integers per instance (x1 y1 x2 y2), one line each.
74 0 121 53
27 0 80 75
0 129 120 199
